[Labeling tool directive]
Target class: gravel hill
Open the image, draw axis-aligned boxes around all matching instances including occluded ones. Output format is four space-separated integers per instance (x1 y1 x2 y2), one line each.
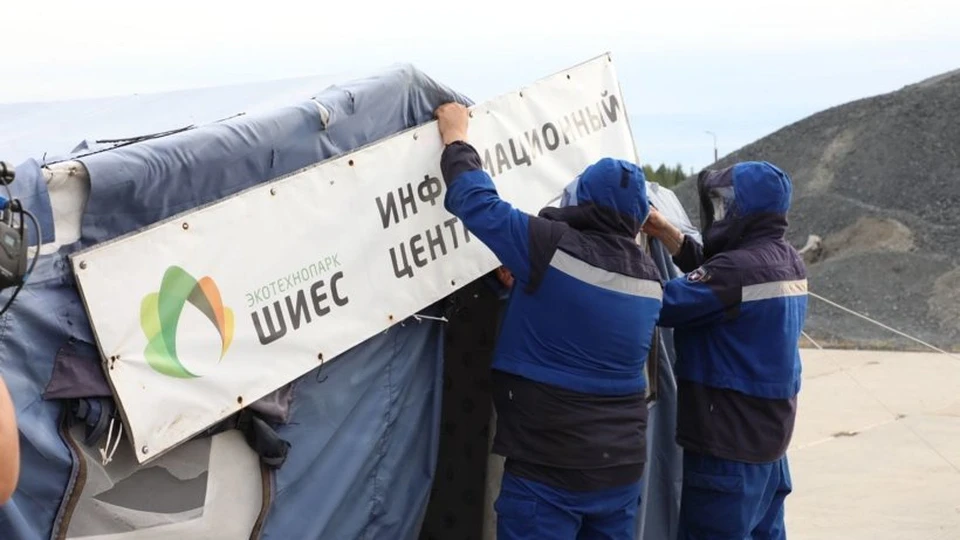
670 69 960 351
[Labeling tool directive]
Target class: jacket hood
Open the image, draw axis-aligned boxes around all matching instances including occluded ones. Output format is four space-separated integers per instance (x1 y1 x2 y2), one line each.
731 161 792 217
699 161 793 257
546 157 649 237
577 158 650 225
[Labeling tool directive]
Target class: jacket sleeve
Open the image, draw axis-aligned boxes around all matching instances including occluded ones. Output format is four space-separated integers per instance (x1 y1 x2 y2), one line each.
659 258 741 329
672 234 704 273
441 141 532 282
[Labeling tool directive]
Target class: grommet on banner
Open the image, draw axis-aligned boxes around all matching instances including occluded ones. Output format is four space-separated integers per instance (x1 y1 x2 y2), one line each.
413 133 419 140
270 188 277 196
79 261 87 270
236 396 243 405
348 159 354 167
182 222 189 230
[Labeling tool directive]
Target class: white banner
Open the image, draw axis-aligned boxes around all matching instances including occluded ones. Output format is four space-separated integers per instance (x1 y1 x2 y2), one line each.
71 53 640 463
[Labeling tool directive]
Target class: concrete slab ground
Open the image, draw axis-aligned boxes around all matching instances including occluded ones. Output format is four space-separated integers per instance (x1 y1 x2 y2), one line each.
787 349 960 539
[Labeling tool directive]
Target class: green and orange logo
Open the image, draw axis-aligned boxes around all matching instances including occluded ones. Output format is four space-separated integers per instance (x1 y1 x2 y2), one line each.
140 266 235 378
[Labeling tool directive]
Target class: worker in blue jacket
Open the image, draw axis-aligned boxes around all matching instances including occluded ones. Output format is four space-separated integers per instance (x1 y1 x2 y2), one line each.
435 102 663 539
642 162 807 539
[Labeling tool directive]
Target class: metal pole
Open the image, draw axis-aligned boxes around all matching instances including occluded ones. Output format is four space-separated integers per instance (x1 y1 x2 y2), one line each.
705 131 717 163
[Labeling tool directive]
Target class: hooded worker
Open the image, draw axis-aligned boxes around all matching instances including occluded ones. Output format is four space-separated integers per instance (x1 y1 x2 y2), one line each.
643 161 807 539
435 102 662 540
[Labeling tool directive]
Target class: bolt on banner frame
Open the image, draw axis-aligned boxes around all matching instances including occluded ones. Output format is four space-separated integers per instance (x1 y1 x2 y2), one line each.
70 53 643 463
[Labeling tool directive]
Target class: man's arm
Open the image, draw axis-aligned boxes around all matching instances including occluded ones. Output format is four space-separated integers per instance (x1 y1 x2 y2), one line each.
659 275 729 329
0 375 19 504
658 257 741 329
642 207 703 273
436 103 533 282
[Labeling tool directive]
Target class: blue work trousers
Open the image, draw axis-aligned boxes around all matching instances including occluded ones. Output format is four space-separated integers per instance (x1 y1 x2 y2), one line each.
494 471 643 540
677 451 793 539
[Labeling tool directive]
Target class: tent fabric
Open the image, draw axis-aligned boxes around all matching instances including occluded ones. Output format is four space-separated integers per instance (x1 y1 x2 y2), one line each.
0 64 468 540
1 159 55 247
264 315 445 540
76 68 468 247
0 234 93 539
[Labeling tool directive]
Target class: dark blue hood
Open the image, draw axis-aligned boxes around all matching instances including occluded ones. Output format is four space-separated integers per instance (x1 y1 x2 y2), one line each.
576 158 650 225
731 161 792 217
542 157 649 238
698 161 793 257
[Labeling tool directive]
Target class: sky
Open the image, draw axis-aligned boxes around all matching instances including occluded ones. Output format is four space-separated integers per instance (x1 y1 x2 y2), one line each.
3 0 959 170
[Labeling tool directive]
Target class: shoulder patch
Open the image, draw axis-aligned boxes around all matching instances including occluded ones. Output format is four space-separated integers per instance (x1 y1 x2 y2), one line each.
686 266 711 283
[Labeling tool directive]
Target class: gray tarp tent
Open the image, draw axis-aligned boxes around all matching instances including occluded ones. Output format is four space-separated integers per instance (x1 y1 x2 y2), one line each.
0 63 695 539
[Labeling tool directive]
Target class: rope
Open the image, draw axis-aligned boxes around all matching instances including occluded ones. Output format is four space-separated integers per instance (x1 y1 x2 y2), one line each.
801 330 824 350
383 311 448 333
411 313 449 323
99 416 124 466
808 291 960 360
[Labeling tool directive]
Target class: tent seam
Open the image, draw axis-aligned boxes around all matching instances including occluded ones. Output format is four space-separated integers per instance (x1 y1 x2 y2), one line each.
360 328 398 540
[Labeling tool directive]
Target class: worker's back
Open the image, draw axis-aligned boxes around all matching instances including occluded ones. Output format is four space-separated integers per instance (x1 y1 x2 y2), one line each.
441 148 663 394
492 223 662 396
442 144 662 492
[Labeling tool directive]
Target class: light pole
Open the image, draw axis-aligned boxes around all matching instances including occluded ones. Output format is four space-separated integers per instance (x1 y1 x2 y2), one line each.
705 131 718 163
